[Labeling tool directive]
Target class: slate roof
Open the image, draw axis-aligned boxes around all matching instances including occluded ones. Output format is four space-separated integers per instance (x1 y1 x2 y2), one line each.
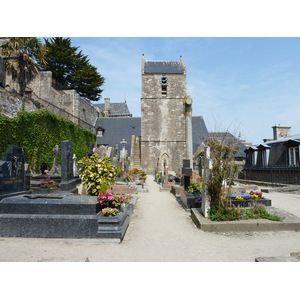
208 132 247 158
260 133 300 146
93 102 132 116
95 116 209 156
144 61 185 74
192 116 209 153
95 117 141 155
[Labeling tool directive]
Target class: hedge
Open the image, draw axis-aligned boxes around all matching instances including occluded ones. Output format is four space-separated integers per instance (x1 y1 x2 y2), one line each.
0 110 96 173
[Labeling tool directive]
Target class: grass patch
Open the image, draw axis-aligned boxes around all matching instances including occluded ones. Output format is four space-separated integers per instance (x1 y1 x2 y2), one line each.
208 204 282 222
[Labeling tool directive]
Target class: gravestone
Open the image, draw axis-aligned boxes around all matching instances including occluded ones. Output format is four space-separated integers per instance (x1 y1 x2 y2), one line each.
181 159 192 191
60 140 79 191
0 145 29 200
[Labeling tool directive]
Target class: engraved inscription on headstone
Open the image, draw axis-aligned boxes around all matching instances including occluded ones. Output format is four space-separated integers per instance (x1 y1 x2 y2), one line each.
0 145 26 196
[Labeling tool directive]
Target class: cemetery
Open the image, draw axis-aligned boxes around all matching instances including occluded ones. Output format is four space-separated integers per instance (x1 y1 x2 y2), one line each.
0 141 139 242
0 42 299 262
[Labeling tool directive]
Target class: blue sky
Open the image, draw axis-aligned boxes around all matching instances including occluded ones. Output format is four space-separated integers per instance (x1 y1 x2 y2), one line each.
69 37 300 144
5 1 300 145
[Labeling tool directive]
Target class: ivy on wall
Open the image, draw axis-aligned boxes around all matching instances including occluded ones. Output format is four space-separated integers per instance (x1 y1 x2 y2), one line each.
0 110 96 172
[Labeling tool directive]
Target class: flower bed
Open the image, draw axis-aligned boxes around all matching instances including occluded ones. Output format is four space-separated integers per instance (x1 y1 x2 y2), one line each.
229 191 271 207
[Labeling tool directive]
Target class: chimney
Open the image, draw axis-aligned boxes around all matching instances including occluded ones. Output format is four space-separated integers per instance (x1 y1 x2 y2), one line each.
272 125 291 140
104 98 110 111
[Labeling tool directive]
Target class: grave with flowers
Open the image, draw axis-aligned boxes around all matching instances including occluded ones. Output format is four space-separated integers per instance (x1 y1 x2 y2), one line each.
229 190 271 207
180 176 202 209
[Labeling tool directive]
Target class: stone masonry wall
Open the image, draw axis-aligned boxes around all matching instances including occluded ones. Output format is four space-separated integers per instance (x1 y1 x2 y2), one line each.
141 72 187 174
0 87 39 118
3 71 98 131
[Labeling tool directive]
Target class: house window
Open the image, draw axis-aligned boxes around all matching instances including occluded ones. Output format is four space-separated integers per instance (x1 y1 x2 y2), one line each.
261 149 270 166
258 147 270 166
246 148 258 166
289 146 299 166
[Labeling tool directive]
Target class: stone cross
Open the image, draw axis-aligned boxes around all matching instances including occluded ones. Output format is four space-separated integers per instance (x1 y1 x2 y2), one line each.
72 153 78 177
120 139 128 171
49 145 60 175
201 145 212 217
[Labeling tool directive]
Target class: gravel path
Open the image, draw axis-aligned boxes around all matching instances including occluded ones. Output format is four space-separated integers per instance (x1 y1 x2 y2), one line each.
0 176 300 262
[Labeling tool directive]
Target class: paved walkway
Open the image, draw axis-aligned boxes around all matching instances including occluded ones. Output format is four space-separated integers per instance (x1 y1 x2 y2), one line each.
0 175 300 262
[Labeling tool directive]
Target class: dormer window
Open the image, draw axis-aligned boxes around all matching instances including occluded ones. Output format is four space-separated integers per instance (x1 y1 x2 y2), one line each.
97 126 105 137
283 139 300 166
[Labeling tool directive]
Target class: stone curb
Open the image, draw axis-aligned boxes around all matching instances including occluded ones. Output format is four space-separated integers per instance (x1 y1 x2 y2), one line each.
191 208 300 232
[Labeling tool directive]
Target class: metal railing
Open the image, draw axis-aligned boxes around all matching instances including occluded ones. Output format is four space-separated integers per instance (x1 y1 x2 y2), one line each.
243 165 300 185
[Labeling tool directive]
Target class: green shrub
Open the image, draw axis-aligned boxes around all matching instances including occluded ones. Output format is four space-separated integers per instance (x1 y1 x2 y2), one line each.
0 110 95 172
78 154 117 195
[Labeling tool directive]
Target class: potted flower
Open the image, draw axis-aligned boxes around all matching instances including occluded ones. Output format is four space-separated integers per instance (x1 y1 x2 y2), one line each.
101 207 119 217
97 189 119 208
40 170 60 191
187 177 201 196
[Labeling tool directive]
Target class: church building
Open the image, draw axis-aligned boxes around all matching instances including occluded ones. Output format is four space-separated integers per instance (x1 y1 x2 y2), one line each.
95 55 208 174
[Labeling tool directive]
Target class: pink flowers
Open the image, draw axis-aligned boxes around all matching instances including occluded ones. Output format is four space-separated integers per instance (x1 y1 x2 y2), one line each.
97 189 129 208
97 190 116 207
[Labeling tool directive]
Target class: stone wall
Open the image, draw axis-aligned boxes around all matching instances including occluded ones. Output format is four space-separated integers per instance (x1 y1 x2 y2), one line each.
0 87 39 118
141 71 188 174
3 71 98 131
0 57 5 88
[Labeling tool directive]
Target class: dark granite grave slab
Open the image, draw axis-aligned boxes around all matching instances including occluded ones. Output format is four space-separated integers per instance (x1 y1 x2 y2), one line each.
231 199 272 207
97 209 130 241
0 194 99 215
0 194 136 241
0 213 99 238
180 192 201 209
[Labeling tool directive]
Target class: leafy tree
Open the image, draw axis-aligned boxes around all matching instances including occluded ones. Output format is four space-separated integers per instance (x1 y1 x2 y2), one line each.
1 37 47 96
42 37 104 101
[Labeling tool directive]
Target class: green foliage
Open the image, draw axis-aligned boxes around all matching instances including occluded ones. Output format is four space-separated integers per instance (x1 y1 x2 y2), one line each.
0 110 95 172
208 205 242 221
41 37 104 101
78 154 117 195
1 37 47 95
208 204 282 222
187 178 201 193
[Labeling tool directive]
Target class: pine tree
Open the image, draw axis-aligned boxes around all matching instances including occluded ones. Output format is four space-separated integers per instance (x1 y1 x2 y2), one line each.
42 37 104 101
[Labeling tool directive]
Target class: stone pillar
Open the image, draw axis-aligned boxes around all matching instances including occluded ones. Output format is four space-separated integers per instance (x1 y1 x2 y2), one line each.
201 146 211 217
185 97 193 166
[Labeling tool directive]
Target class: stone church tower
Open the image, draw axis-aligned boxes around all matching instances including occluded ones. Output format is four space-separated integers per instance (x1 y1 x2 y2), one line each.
140 55 193 174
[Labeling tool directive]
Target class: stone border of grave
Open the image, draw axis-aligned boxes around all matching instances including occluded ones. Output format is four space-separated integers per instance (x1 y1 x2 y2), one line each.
0 193 137 242
255 253 300 262
190 207 300 232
